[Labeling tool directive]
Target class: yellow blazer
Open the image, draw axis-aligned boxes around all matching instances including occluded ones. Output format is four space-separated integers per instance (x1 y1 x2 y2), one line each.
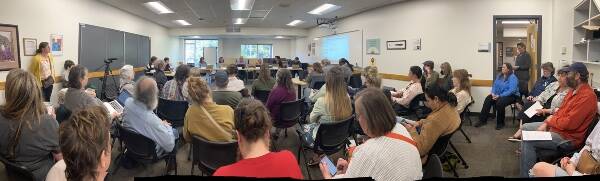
29 54 56 86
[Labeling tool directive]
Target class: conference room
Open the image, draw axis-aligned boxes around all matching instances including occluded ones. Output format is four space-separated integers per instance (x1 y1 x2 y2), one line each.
1 0 600 180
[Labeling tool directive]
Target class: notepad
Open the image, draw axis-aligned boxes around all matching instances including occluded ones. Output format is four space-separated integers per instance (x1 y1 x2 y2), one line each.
522 131 552 141
524 101 543 118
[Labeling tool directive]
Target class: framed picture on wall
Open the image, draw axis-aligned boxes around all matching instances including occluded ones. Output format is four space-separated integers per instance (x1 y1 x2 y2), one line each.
387 40 406 50
23 38 37 56
0 23 21 70
50 34 63 56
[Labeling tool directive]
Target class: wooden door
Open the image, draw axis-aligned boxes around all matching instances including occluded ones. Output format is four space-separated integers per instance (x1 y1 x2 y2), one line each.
526 23 539 90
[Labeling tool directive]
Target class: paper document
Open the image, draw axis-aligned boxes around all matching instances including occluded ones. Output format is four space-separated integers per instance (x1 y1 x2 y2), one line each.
522 131 552 141
524 101 543 118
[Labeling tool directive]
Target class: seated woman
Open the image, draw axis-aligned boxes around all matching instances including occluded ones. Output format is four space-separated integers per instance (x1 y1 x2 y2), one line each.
183 77 235 142
475 63 519 130
530 117 600 177
439 62 454 91
309 66 353 133
119 65 135 95
251 63 276 95
46 106 112 181
450 69 472 114
153 60 168 91
306 62 325 88
526 62 558 100
161 64 190 101
319 88 422 180
0 69 60 181
213 99 303 179
266 69 296 125
509 66 571 141
402 85 461 163
64 65 104 113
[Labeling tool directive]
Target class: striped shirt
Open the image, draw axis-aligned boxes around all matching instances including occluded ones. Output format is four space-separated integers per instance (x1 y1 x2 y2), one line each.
335 123 423 181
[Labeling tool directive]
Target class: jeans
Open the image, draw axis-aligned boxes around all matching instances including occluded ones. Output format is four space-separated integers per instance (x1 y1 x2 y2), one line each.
42 85 53 102
519 122 570 177
479 94 517 126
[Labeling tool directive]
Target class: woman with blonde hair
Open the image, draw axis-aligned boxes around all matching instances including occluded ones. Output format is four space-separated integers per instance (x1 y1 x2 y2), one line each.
29 42 56 101
183 77 235 142
0 69 60 181
450 69 472 113
439 62 454 91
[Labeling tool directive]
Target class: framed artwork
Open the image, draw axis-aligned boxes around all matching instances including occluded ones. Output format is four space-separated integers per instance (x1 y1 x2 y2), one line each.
23 38 37 56
50 34 63 56
387 40 406 50
366 38 380 55
0 23 21 70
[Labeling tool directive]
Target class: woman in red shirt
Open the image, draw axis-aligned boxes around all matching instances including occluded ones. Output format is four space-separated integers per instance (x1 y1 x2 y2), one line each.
213 99 303 179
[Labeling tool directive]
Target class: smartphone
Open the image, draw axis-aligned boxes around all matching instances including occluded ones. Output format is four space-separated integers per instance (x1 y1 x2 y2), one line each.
321 156 337 176
396 116 408 124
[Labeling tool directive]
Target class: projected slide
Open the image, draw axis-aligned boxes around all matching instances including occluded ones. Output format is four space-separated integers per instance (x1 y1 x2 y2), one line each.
321 34 350 63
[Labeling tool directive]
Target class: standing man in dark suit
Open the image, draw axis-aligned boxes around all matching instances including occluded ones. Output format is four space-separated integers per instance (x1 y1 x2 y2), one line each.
514 42 531 102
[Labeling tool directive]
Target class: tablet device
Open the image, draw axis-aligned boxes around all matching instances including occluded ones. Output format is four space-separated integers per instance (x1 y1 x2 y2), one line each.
321 156 337 176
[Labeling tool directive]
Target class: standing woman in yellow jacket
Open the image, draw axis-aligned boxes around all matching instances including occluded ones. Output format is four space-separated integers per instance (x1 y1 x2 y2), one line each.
29 42 55 101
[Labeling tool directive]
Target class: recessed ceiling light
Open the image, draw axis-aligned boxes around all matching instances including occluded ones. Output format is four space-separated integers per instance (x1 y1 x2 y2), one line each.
313 38 320 41
230 0 255 10
234 18 247 25
287 20 304 26
144 1 174 14
308 3 340 15
190 36 201 38
174 20 191 26
275 36 285 39
502 20 530 24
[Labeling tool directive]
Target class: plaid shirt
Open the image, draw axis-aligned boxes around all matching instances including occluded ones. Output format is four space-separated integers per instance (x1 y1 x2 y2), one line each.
161 80 186 101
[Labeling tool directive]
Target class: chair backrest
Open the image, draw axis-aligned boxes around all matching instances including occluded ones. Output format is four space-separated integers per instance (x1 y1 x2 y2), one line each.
423 154 443 179
252 90 270 104
460 97 475 120
348 74 363 88
156 98 189 127
409 93 426 110
315 115 354 155
117 90 132 106
56 104 72 124
309 75 325 90
117 125 158 162
428 131 454 157
192 135 238 174
277 99 303 128
0 155 34 180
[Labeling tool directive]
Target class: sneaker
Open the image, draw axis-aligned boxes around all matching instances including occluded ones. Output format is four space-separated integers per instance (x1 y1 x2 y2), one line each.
474 121 487 128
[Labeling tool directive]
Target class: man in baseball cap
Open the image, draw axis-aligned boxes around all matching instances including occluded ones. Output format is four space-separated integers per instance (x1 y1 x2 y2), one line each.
520 62 597 177
212 70 242 109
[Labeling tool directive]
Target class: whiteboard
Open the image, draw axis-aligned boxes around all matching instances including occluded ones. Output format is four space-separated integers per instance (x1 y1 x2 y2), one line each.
315 30 363 67
203 47 218 67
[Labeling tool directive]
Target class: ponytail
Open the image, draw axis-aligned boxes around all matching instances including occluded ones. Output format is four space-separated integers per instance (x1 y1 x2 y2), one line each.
447 92 458 107
36 42 49 55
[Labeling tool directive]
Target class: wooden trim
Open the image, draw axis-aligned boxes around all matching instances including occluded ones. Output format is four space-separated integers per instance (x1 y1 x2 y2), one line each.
379 73 493 87
0 67 145 90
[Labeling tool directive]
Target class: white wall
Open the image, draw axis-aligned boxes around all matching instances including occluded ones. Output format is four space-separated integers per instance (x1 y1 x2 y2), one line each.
303 0 560 112
0 0 176 103
221 38 293 60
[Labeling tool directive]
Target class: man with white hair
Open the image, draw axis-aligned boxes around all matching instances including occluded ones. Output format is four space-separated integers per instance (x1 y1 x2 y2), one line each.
122 76 176 158
119 65 135 95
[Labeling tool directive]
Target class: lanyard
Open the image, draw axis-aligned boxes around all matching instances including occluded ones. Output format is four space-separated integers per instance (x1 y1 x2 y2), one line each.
385 132 417 148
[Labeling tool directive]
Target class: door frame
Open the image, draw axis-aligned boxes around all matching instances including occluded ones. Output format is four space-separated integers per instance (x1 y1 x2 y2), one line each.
492 15 542 80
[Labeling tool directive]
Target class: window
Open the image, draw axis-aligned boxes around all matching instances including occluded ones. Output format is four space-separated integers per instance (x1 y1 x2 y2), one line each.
241 44 272 58
184 39 219 64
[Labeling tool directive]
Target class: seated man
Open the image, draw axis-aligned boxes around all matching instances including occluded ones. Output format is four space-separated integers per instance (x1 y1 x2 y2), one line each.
122 76 177 158
519 62 598 177
213 71 243 109
226 64 248 96
391 66 424 112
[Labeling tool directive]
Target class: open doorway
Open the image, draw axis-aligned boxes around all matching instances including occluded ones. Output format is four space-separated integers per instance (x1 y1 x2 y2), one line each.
493 16 542 94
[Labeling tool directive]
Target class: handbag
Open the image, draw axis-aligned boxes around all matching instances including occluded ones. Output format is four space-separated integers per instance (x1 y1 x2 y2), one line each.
42 76 55 88
576 149 600 174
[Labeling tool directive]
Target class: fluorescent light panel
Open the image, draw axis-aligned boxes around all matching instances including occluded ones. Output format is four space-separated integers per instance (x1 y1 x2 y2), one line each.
174 20 191 26
275 36 285 39
234 18 247 25
502 20 530 24
287 20 304 26
308 3 340 15
144 1 173 14
231 0 255 10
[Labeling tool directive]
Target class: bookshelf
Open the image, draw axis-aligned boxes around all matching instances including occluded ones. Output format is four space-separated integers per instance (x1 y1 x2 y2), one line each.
573 0 600 65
